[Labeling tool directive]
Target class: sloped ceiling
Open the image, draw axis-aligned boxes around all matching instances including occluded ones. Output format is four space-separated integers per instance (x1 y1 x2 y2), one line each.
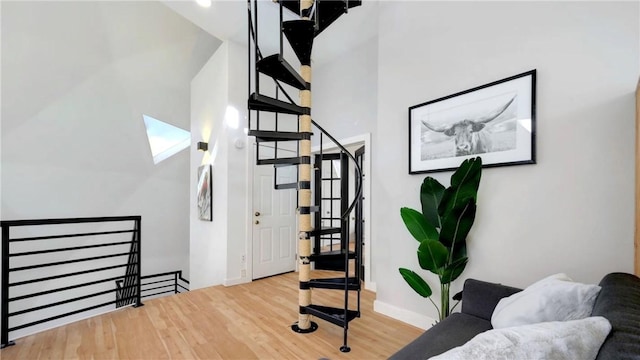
1 1 222 172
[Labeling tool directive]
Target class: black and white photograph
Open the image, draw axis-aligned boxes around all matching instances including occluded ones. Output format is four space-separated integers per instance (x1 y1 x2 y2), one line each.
409 70 536 174
197 164 212 221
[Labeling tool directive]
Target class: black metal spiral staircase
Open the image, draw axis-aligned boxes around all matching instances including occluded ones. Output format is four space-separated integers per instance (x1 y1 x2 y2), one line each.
247 0 363 352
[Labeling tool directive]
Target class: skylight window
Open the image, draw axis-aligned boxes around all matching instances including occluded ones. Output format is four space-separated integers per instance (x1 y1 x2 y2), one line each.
143 114 191 164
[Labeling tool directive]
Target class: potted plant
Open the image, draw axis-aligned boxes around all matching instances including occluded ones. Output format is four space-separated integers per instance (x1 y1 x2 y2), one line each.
399 157 482 321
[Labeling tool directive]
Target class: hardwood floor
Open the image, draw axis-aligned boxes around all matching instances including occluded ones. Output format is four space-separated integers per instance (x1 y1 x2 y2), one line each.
1 271 422 359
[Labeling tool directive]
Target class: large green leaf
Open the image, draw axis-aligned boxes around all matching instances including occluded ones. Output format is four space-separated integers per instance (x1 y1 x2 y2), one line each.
439 198 476 248
451 243 467 263
441 257 468 284
420 177 445 230
451 157 482 190
399 268 433 298
439 157 482 218
417 240 449 273
400 207 439 243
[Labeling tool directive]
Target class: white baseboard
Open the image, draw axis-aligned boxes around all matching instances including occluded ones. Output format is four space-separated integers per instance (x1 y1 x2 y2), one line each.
224 277 250 286
373 300 435 330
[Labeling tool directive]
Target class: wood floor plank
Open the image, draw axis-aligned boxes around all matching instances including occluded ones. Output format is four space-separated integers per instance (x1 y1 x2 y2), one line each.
0 271 422 359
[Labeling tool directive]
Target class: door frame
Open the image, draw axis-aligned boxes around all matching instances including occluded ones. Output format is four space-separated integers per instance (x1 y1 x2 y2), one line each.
635 78 640 276
312 133 374 291
246 140 255 284
355 145 365 282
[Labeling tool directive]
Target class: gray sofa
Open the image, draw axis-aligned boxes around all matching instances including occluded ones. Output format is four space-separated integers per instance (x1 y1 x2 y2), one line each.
389 272 640 360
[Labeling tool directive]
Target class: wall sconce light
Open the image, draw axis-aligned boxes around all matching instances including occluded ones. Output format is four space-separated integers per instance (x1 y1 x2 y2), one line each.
197 141 208 152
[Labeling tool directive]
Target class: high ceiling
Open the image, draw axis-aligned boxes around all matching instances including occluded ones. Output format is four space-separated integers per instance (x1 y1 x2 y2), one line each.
162 0 379 67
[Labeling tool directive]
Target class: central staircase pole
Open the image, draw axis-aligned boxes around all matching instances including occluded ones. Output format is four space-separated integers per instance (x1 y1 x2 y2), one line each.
293 0 318 334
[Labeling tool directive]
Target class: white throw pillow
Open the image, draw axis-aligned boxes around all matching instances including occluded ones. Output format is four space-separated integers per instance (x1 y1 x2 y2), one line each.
491 273 601 329
429 316 611 360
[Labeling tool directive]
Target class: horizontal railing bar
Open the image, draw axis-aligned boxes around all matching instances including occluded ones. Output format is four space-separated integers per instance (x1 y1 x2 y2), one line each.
9 298 122 331
1 216 141 227
10 252 131 272
141 290 173 298
142 279 173 287
9 287 121 316
9 230 135 243
141 271 180 279
140 271 189 284
141 284 173 293
9 274 137 301
9 264 131 287
10 241 134 256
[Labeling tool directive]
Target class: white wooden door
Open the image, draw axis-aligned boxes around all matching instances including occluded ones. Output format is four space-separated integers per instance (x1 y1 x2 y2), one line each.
252 147 297 279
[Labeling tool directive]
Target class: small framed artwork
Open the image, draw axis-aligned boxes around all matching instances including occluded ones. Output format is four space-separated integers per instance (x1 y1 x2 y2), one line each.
197 164 212 221
408 70 536 174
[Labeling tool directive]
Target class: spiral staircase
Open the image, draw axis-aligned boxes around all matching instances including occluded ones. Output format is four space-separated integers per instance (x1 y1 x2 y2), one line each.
247 0 363 352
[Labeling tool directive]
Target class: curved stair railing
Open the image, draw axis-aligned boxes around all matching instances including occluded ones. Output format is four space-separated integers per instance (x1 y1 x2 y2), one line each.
247 0 363 352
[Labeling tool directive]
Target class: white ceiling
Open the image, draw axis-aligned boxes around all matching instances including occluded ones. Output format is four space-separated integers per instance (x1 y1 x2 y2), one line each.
162 0 379 67
162 0 248 44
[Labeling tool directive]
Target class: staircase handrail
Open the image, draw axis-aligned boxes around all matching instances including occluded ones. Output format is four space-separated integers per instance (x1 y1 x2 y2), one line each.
311 119 363 220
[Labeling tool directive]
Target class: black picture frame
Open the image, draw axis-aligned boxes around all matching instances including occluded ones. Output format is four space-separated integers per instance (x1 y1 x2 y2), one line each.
408 70 536 174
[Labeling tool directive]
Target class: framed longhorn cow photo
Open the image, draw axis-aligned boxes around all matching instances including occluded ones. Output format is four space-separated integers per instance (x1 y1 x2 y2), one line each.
409 70 536 174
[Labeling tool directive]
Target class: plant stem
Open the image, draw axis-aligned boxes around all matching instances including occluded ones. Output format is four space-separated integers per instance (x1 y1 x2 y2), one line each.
451 300 461 313
428 296 440 318
440 283 450 321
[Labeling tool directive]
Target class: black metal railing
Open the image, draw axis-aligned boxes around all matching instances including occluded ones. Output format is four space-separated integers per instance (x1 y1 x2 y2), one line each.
116 270 189 307
1 216 142 348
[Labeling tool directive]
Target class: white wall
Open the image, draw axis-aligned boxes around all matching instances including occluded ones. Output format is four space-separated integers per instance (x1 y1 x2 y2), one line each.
313 1 639 328
190 43 230 289
190 41 249 289
225 41 250 286
1 1 220 339
313 1 379 144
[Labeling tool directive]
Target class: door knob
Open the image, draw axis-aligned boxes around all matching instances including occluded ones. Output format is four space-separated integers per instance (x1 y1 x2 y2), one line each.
255 220 260 224
255 211 261 217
